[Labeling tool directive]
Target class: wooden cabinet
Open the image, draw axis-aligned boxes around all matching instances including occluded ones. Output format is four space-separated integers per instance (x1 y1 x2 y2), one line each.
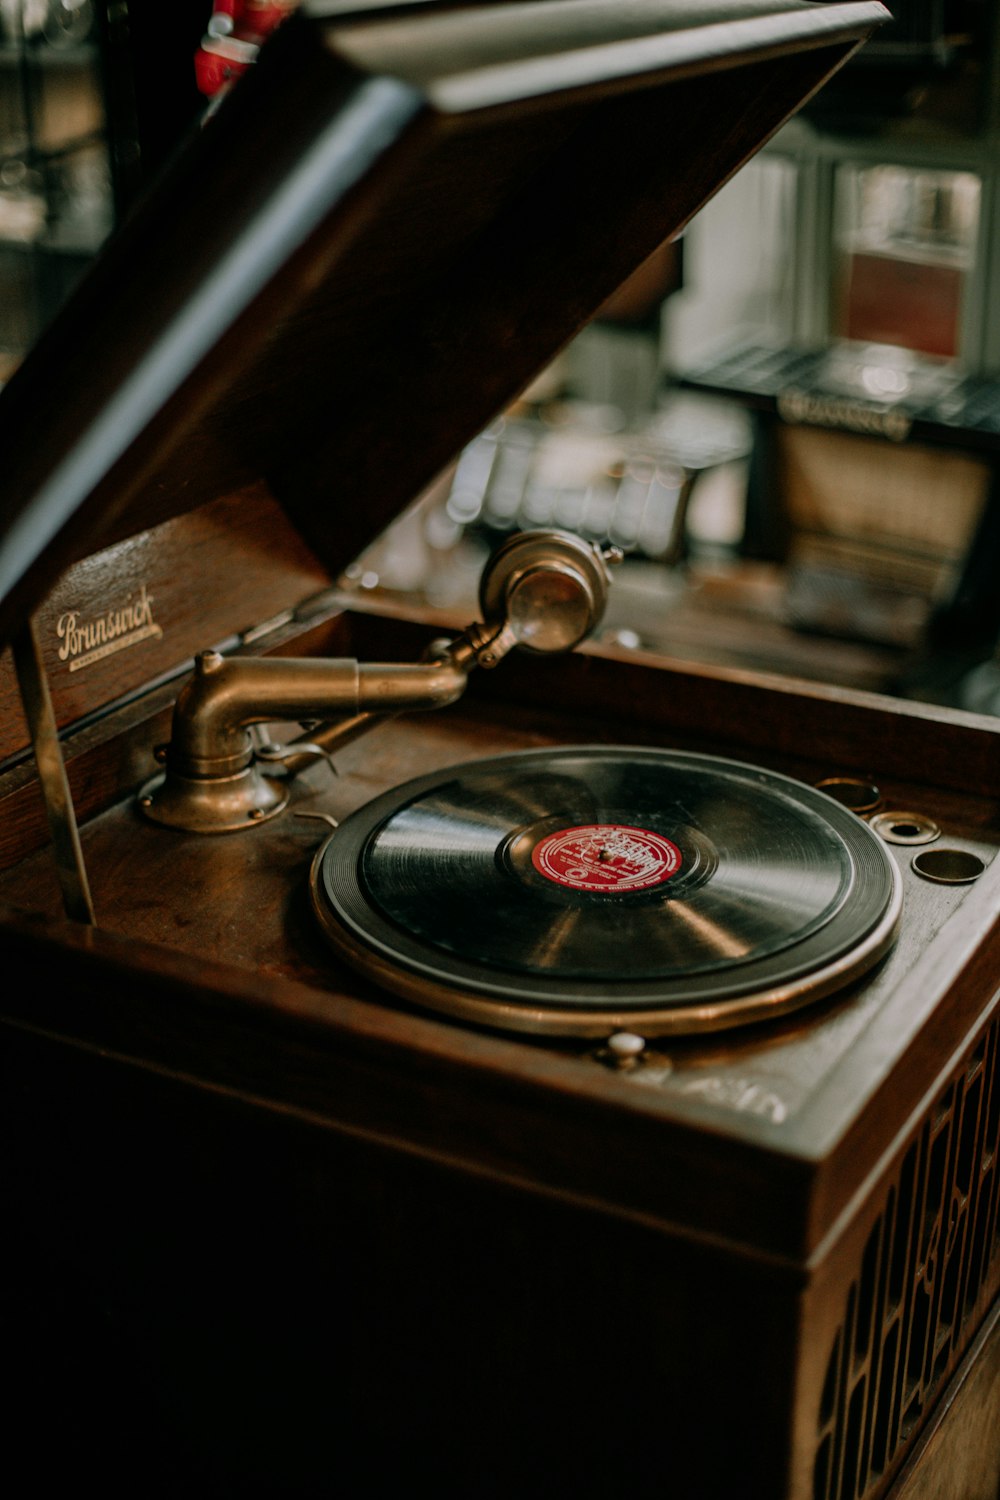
9 8 995 1497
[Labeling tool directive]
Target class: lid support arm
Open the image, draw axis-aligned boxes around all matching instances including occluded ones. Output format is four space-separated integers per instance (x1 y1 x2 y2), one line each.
12 619 95 924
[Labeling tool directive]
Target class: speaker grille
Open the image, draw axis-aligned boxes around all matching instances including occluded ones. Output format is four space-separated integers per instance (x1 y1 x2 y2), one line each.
814 1009 1000 1499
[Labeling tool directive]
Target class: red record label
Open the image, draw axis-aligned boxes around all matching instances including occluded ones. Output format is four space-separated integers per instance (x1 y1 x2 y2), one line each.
531 824 682 892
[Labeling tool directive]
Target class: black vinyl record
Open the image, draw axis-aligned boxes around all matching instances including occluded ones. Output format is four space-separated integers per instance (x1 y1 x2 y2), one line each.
310 748 902 1036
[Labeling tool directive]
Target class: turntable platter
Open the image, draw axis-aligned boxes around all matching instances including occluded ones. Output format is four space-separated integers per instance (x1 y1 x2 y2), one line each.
310 748 902 1036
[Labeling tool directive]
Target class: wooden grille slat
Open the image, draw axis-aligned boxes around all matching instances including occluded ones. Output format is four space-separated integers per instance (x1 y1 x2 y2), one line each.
815 1011 1000 1498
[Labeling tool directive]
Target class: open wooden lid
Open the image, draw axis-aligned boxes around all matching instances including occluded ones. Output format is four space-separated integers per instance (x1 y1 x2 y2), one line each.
0 0 887 643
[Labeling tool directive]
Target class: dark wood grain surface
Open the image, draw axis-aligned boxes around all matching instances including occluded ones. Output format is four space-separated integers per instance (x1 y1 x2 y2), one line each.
345 604 1000 803
0 488 330 765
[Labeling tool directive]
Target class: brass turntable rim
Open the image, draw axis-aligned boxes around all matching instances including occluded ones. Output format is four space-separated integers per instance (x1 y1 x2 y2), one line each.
309 850 901 1036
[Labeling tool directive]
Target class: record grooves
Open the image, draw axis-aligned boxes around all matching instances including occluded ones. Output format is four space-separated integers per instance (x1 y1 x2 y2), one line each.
310 748 903 1036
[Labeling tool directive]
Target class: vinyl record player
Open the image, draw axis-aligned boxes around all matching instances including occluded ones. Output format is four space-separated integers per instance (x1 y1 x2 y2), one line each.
3 4 1000 1498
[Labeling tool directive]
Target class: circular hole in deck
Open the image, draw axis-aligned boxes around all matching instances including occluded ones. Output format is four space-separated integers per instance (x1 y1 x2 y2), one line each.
815 777 882 814
911 848 985 885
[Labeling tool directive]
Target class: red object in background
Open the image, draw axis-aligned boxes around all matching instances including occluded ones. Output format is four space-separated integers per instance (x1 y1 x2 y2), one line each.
839 251 964 360
195 1 298 97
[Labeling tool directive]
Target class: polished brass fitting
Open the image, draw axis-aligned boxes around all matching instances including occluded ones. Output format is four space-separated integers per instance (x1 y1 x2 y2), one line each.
139 529 612 833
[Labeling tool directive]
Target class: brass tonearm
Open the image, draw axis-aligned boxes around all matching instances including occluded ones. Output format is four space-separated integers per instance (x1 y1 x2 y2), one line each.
138 529 618 833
